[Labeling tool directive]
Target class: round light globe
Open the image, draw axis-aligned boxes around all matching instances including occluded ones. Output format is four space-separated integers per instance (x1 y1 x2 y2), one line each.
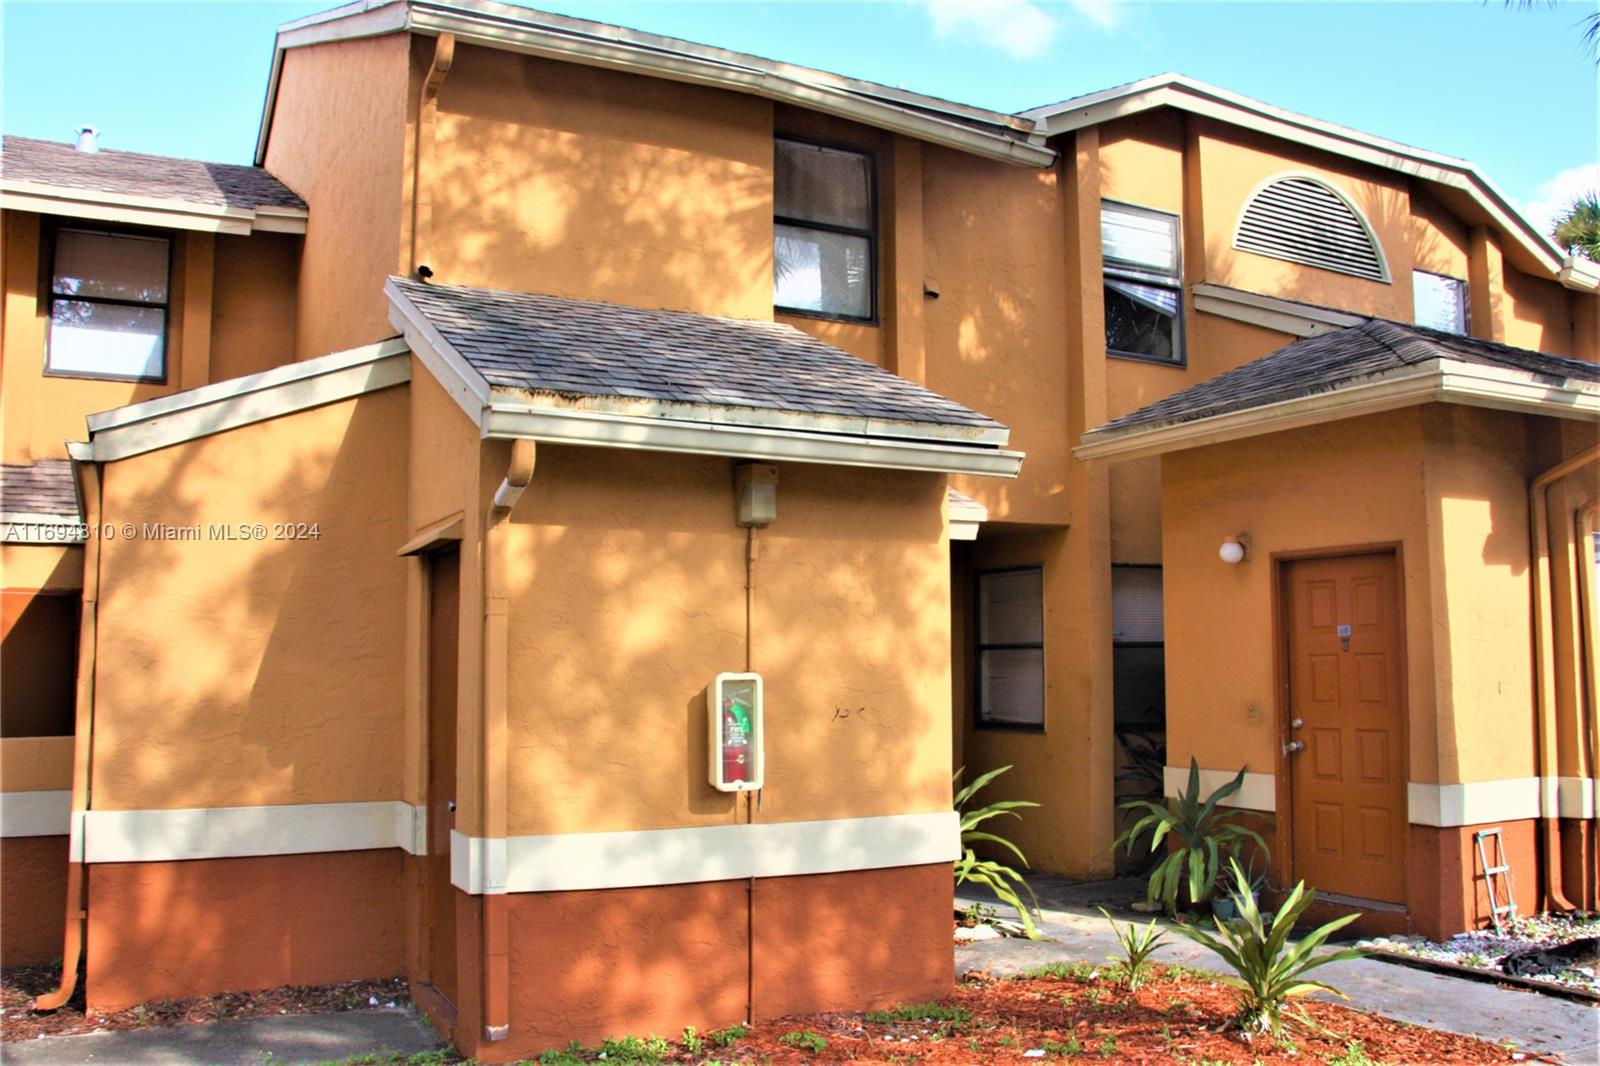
1219 539 1246 565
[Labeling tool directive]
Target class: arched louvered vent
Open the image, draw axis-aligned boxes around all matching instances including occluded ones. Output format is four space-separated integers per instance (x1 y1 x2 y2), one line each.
1234 175 1388 282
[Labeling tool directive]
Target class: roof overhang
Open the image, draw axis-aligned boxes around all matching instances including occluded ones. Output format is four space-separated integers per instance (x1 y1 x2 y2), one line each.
1191 282 1368 339
74 338 410 462
0 512 85 545
0 178 308 236
1075 357 1600 463
255 0 1054 169
946 490 988 541
1024 74 1596 293
386 279 1023 478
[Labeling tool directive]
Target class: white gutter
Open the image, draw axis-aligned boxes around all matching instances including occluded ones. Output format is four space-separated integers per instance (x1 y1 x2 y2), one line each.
255 0 1054 169
1024 74 1593 292
0 180 308 236
1075 358 1600 462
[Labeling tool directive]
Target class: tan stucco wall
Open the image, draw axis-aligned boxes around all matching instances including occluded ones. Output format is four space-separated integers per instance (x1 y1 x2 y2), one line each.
209 232 301 381
264 33 410 358
427 45 774 321
0 544 82 591
0 735 73 791
496 446 952 836
90 387 410 809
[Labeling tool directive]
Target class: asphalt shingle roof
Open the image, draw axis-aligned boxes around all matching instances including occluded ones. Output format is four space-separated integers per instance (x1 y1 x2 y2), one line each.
1092 318 1600 437
0 459 78 519
1 136 305 211
391 278 1005 433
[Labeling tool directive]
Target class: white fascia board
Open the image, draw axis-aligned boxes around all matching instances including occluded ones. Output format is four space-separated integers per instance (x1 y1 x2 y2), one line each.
1025 76 1580 289
1 513 85 545
0 180 307 236
947 490 988 541
0 790 72 837
1075 360 1600 463
259 0 1052 170
82 800 425 862
384 283 493 426
81 338 411 463
485 402 1024 478
1192 283 1368 339
451 810 959 895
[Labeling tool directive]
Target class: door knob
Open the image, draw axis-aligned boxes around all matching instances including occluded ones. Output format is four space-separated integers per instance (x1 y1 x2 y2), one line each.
1291 717 1304 730
447 800 457 812
1284 740 1305 754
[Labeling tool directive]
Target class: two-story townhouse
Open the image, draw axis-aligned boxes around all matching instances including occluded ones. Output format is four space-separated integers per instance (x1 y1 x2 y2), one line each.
0 2 1593 1060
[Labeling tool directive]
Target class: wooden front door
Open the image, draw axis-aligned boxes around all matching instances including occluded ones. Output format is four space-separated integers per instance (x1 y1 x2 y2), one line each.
426 547 460 1003
1283 552 1407 904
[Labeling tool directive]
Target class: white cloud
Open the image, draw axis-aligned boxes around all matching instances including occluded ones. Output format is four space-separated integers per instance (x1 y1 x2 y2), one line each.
1070 0 1122 32
1515 162 1599 241
920 1 1060 60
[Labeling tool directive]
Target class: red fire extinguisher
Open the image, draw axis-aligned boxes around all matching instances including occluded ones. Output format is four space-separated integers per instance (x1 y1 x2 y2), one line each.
722 694 753 785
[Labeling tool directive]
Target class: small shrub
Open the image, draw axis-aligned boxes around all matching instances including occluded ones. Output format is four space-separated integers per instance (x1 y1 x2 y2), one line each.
680 1026 704 1054
594 1034 670 1062
1171 859 1366 1038
778 1030 828 1054
955 765 1043 936
709 1024 748 1048
1098 907 1168 990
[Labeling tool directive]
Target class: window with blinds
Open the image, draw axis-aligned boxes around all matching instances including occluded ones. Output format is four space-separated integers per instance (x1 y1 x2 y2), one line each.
1233 175 1388 282
1102 201 1184 364
773 138 875 322
1112 566 1164 727
1413 270 1468 335
976 567 1045 729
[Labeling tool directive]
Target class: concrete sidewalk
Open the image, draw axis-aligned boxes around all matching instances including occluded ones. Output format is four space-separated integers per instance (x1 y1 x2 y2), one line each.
958 876 1600 1064
0 1008 443 1065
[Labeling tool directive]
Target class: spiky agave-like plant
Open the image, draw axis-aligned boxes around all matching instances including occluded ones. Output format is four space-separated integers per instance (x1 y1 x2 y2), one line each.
954 765 1042 938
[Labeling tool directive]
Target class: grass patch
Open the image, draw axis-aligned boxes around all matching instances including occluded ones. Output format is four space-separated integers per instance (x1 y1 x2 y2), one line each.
1011 961 1099 982
861 1002 972 1025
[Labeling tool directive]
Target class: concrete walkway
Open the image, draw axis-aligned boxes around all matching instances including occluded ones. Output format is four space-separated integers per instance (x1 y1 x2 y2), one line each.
958 875 1600 1064
0 1008 442 1065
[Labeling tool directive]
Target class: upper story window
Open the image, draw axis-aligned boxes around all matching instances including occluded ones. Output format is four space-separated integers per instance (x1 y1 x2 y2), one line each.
1413 270 1468 335
1102 200 1184 365
975 566 1045 730
773 138 875 322
47 228 170 382
1233 174 1389 283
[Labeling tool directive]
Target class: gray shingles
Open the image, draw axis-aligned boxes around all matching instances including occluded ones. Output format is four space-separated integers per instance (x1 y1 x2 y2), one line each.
1 136 305 211
1 459 78 519
392 278 1004 432
1091 319 1600 437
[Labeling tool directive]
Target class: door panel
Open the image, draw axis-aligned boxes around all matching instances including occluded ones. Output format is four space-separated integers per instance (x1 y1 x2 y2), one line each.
426 548 460 1003
1285 553 1406 903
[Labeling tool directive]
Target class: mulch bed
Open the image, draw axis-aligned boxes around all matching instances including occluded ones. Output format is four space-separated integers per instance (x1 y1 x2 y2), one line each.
0 964 408 1042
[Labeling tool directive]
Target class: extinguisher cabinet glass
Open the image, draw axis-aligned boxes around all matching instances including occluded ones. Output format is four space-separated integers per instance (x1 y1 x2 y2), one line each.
710 672 764 792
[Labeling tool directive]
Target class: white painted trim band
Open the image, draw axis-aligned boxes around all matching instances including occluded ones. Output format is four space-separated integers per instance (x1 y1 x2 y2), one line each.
1 512 85 544
80 800 424 862
450 810 961 895
0 790 72 838
1191 282 1368 339
0 180 307 236
1162 767 1277 812
78 339 411 462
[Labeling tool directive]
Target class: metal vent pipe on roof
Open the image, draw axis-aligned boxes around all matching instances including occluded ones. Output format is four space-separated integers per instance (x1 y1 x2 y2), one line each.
74 127 99 153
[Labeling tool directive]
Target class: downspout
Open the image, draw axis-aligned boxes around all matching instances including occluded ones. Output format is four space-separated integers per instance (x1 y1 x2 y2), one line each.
479 439 534 1044
1529 444 1598 914
409 33 455 274
33 451 102 1011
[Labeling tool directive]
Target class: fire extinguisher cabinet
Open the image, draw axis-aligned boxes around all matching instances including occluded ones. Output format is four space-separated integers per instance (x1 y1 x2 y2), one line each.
709 672 763 792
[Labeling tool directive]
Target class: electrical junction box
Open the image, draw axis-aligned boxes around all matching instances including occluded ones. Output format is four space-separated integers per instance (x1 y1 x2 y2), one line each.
709 672 763 792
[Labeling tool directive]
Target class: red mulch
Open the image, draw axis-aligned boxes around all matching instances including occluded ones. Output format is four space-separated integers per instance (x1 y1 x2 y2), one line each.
0 965 408 1042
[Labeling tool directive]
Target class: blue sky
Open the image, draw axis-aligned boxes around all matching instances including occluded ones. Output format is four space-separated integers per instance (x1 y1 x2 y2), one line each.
3 1 1596 235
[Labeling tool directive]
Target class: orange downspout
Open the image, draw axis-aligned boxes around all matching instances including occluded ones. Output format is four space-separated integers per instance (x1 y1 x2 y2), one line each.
1529 444 1599 914
33 454 102 1011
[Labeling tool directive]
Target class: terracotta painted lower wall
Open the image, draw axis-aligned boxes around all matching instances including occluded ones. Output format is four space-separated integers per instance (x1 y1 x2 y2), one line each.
1408 819 1544 942
1 835 68 965
451 862 953 1063
84 850 407 1010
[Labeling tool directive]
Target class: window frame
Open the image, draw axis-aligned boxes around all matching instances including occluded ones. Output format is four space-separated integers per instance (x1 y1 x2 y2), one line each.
43 223 173 384
973 564 1046 733
772 134 879 326
1411 268 1470 336
1101 198 1186 368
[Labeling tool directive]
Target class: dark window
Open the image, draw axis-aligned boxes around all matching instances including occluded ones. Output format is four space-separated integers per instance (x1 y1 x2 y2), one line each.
1102 201 1183 365
976 567 1044 729
47 227 170 382
1 590 79 737
1112 565 1164 727
774 138 875 322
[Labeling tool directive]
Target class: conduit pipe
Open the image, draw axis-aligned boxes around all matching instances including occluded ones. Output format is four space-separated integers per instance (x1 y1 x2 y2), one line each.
480 439 534 1043
1529 443 1599 914
33 455 103 1012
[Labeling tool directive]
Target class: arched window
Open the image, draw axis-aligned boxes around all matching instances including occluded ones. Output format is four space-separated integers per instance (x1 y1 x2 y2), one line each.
1233 174 1389 283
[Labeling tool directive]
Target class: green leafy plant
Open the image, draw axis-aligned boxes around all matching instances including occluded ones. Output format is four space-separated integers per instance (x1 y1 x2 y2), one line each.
954 764 1042 937
1113 758 1267 914
1098 907 1168 990
778 1030 828 1053
708 1024 748 1048
680 1026 704 1054
863 1002 972 1024
1041 1035 1082 1056
1171 859 1367 1038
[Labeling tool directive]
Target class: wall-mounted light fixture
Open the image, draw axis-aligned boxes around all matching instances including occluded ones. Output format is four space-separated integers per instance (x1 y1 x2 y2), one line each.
1219 533 1251 565
733 462 778 527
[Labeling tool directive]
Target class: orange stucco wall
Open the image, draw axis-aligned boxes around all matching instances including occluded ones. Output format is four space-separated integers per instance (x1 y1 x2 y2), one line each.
89 387 410 810
264 33 410 358
209 232 301 381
